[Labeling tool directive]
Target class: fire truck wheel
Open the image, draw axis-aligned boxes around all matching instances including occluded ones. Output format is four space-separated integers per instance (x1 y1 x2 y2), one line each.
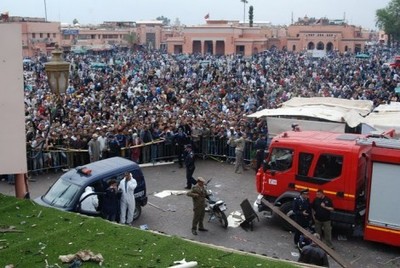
278 201 296 232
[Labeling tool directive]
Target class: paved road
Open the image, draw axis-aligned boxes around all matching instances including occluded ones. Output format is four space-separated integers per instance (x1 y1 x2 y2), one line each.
1 160 399 268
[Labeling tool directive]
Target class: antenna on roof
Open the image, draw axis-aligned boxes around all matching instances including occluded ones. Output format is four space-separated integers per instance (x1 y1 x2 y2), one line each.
43 0 47 22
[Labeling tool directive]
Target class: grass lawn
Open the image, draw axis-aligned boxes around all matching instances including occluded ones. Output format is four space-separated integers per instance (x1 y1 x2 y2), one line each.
0 194 296 267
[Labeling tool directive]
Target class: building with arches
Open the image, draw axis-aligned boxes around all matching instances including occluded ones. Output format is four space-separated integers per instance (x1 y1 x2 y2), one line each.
165 20 285 57
286 16 370 54
2 13 376 58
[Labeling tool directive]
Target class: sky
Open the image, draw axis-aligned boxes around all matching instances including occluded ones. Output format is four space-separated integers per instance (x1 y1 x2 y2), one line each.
1 0 391 30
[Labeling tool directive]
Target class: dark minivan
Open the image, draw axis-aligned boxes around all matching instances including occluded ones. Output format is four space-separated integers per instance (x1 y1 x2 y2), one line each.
35 157 147 221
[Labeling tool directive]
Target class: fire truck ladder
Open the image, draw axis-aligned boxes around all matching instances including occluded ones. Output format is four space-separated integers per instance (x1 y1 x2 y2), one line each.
356 137 400 149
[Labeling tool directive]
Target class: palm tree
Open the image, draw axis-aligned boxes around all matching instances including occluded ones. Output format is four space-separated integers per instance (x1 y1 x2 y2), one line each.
124 32 137 50
249 5 254 27
241 0 248 24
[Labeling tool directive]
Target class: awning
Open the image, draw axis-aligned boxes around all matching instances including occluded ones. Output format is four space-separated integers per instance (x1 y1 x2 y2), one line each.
71 48 87 54
247 97 373 127
362 103 400 137
356 53 370 59
90 62 107 69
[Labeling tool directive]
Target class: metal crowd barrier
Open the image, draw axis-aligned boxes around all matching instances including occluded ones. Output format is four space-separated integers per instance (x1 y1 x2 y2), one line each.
26 137 258 174
27 148 70 175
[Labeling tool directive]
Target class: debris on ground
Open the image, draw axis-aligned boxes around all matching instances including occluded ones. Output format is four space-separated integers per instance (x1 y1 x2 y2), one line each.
140 224 149 230
0 225 24 233
227 211 245 228
148 202 167 212
154 190 188 198
169 258 198 267
337 235 347 241
59 250 104 266
167 204 177 212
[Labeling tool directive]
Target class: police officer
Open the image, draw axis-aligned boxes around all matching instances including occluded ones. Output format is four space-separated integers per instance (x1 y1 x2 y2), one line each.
184 144 196 189
174 128 188 168
293 189 312 245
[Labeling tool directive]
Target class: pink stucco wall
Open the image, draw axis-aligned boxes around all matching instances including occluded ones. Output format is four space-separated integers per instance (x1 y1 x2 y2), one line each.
4 16 376 57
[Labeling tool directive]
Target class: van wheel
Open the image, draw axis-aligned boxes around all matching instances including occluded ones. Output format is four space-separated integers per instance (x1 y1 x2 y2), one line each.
278 201 295 232
132 204 142 221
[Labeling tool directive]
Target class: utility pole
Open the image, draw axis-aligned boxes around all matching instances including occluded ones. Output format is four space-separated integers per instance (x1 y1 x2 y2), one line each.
241 0 248 24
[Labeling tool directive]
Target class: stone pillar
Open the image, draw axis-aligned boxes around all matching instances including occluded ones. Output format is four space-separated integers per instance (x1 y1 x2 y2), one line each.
213 41 217 55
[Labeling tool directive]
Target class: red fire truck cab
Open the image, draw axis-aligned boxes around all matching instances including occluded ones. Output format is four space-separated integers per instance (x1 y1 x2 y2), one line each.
254 130 400 246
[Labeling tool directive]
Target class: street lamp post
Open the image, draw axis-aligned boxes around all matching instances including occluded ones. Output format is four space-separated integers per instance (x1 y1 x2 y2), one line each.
45 45 70 96
44 44 70 128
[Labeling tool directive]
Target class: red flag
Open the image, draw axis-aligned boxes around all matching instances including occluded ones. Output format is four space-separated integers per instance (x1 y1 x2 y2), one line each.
204 13 209 20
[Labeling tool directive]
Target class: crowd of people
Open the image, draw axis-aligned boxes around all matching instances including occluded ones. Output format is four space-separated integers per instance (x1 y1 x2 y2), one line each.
18 45 400 266
23 45 400 170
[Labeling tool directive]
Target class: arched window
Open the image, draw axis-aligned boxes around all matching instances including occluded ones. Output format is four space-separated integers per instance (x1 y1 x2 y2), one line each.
308 42 315 50
326 42 333 51
344 45 348 52
317 41 324 50
292 44 296 51
354 44 362 53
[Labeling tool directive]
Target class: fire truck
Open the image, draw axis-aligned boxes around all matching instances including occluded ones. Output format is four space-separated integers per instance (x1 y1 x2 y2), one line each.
254 130 400 246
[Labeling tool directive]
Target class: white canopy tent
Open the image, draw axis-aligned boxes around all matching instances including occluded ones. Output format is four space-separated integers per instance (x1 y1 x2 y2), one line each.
363 102 400 137
247 97 400 137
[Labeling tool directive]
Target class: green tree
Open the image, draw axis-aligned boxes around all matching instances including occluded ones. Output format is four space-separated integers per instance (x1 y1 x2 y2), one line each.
156 16 170 26
376 0 400 47
249 5 254 27
72 18 79 25
124 32 137 50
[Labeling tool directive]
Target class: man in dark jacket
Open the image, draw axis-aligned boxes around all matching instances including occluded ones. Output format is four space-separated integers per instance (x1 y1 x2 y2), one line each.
298 233 330 267
184 144 196 189
254 134 268 173
102 179 119 222
293 189 312 245
174 128 187 168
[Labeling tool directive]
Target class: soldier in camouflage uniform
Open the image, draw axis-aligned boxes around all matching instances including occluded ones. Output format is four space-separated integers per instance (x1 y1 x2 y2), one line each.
187 177 208 235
